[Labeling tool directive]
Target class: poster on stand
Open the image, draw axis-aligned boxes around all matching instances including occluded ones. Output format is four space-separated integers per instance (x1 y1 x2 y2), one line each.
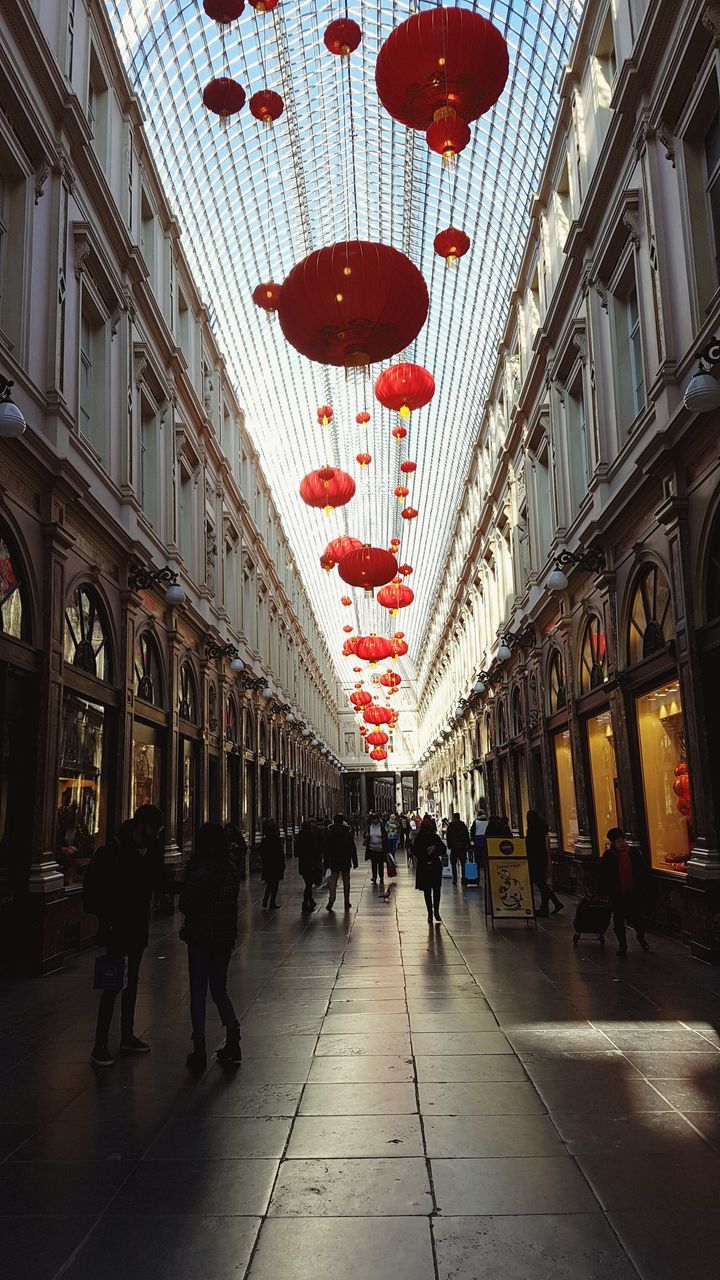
485 836 535 921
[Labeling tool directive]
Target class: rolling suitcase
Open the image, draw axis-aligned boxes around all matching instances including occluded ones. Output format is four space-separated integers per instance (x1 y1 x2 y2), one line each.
572 896 612 947
464 854 479 886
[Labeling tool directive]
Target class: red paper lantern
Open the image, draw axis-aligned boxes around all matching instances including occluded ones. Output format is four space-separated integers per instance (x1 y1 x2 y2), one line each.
370 747 388 761
278 241 429 368
353 665 362 672
377 581 414 615
398 563 413 576
325 535 363 567
342 624 354 634
203 1 245 24
350 690 372 710
401 506 418 521
400 460 417 475
249 0 278 10
380 672 401 688
320 553 335 572
434 225 471 265
299 466 356 513
390 537 401 547
366 729 389 747
324 18 362 57
375 8 509 129
390 636 409 660
317 404 333 426
427 113 471 165
342 636 360 656
341 595 352 607
364 704 391 725
338 546 398 591
375 363 435 419
392 425 407 443
203 77 246 122
250 89 284 125
357 452 372 469
394 485 410 501
252 281 282 313
355 635 393 664
356 411 371 425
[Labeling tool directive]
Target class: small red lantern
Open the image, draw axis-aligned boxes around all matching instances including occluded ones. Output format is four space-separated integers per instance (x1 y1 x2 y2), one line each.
203 1 245 25
252 281 282 313
355 635 393 665
394 485 410 501
398 563 413 576
400 460 417 475
350 690 372 710
320 553 335 572
317 404 333 426
401 506 418 521
203 77 246 123
341 595 352 607
375 363 435 419
434 225 471 266
427 113 471 165
366 729 389 747
250 90 284 125
324 18 362 58
339 546 398 592
392 425 407 443
357 452 372 469
380 671 401 689
325 535 363 567
390 636 409 660
248 0 278 10
299 466 356 513
343 624 353 634
356 411 371 425
390 537 401 547
377 581 414 615
370 747 388 762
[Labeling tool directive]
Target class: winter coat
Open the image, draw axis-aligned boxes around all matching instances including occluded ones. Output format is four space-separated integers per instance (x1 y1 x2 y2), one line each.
445 819 470 850
414 826 446 891
295 827 323 884
325 822 356 873
526 823 551 878
599 844 648 902
365 822 389 860
260 837 286 884
179 854 240 949
83 821 165 953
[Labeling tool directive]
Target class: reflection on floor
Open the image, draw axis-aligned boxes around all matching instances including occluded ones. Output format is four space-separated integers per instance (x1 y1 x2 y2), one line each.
1 858 720 1280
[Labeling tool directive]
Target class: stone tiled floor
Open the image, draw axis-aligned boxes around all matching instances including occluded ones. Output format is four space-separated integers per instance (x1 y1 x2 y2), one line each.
2 858 720 1279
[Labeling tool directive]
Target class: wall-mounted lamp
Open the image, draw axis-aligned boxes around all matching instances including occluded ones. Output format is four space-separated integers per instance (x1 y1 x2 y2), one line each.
684 337 720 412
130 562 185 605
548 547 606 592
0 376 26 438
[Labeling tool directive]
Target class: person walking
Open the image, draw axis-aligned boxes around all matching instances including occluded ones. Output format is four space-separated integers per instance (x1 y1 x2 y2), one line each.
84 804 165 1067
526 809 563 916
179 822 241 1071
599 827 651 956
365 812 389 887
470 806 489 860
260 820 285 909
386 811 400 858
406 813 418 867
445 811 471 884
295 819 322 912
414 816 446 924
325 813 355 912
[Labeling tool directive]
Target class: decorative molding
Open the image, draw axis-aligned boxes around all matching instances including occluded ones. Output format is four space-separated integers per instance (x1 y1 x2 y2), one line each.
622 206 641 249
572 329 588 366
72 222 92 279
34 159 50 205
656 125 676 168
594 279 608 312
702 3 720 44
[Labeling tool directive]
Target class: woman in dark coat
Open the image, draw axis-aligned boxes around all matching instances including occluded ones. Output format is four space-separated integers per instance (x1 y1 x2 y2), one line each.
414 817 446 924
295 820 322 913
599 827 650 956
180 822 241 1071
525 809 563 916
260 820 285 909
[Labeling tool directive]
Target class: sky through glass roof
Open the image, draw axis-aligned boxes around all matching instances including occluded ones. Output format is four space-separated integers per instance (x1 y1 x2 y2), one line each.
107 0 583 691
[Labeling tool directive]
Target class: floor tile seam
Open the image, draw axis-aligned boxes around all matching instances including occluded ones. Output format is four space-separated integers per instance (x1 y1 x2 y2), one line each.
1 1086 90 1166
676 1019 720 1051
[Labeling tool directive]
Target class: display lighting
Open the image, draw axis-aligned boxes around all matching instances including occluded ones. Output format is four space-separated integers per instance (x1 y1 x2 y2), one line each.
249 90 284 125
324 17 362 58
434 225 471 266
356 411 371 425
377 580 414 615
252 281 282 314
0 376 26 438
375 362 435 420
338 545 398 592
317 405 333 426
356 452 372 468
299 466 355 513
202 77 246 124
401 506 418 521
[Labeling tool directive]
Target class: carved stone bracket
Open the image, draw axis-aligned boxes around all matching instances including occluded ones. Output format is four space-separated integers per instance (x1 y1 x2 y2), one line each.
622 207 641 249
34 159 50 205
594 279 609 313
73 223 92 280
702 3 720 44
656 125 676 168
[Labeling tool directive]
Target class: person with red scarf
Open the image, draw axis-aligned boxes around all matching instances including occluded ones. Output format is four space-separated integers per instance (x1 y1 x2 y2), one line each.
599 827 650 956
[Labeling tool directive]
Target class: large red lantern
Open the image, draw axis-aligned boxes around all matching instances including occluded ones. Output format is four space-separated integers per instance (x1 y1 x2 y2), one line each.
375 363 435 419
249 0 278 10
380 671 401 689
300 467 355 513
324 18 362 57
355 635 393 664
390 636 409 660
278 242 429 368
203 77 246 123
376 8 509 130
401 506 418 521
325 535 363 567
366 729 389 747
250 90 284 125
252 281 282 313
350 690 372 709
377 581 414 615
427 113 471 165
370 747 388 762
364 704 391 725
338 546 398 592
203 1 245 24
434 225 471 266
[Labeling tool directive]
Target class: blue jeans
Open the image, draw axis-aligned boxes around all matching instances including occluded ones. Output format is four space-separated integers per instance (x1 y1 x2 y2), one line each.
187 944 236 1037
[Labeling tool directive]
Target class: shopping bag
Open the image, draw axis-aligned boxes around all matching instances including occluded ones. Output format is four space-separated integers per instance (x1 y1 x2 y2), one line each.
386 852 398 878
93 954 127 992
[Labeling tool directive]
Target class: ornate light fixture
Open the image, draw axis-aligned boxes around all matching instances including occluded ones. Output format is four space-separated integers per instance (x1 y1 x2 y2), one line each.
0 376 26 437
129 563 185 605
205 640 244 673
684 337 720 412
548 547 606 592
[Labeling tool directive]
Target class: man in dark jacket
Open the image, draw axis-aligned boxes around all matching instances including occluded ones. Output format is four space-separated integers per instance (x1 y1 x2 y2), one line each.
599 828 650 956
445 812 471 884
85 804 165 1066
325 813 355 912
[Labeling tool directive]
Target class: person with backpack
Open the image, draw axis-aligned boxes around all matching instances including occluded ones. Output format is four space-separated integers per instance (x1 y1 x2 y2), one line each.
445 811 471 885
260 820 285 909
179 822 241 1071
84 804 165 1067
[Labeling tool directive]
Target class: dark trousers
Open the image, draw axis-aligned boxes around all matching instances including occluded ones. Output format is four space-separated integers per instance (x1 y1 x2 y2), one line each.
611 893 647 950
188 944 236 1037
531 870 562 913
423 883 441 916
449 850 466 883
302 875 315 910
370 856 385 883
95 947 143 1047
263 876 280 906
328 867 351 907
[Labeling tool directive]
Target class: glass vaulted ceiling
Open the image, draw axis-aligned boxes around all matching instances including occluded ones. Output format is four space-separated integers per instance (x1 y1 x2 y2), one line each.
108 0 582 691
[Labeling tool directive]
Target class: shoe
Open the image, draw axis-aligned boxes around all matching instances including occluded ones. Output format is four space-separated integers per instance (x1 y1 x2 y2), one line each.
326 902 334 911
186 1036 207 1073
270 902 279 910
344 902 352 911
552 901 564 913
371 879 377 885
120 1034 151 1053
427 915 433 924
262 899 269 909
434 913 442 923
90 1045 114 1068
216 1021 242 1066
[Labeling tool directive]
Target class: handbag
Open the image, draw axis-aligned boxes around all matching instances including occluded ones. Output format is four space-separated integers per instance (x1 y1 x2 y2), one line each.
93 954 128 993
386 851 398 878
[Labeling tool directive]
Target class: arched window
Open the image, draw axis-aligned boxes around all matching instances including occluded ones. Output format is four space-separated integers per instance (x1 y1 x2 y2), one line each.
64 586 111 681
548 648 567 714
511 685 523 738
579 615 607 694
706 509 720 621
628 563 672 665
134 632 163 706
496 699 506 746
0 529 29 640
226 695 238 744
245 709 255 751
179 662 198 723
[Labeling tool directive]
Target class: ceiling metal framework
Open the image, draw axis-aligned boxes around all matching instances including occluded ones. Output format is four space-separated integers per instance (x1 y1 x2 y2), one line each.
107 1 583 691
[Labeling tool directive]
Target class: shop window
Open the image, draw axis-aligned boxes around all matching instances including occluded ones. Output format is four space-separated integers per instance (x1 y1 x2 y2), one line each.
586 710 619 854
682 76 720 312
548 648 567 713
579 615 607 694
134 631 163 706
131 720 162 813
226 695 238 745
79 290 107 461
270 727 277 760
611 258 645 437
511 686 523 738
636 681 691 874
553 729 578 852
628 563 672 665
56 692 106 885
88 44 109 173
0 532 28 640
64 586 111 682
178 661 198 724
565 371 589 512
140 400 159 528
592 8 617 148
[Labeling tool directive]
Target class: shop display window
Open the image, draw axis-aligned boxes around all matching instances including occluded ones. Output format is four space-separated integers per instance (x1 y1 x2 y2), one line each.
0 535 26 639
553 729 578 852
131 730 162 812
180 738 196 854
587 710 619 854
579 615 607 694
636 681 691 874
548 648 567 713
56 692 106 884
